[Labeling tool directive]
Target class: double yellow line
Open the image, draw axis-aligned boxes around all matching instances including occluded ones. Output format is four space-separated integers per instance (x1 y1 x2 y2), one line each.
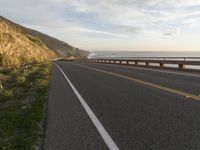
76 63 200 101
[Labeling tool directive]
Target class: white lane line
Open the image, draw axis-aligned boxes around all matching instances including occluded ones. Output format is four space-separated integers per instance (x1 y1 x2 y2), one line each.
55 63 120 150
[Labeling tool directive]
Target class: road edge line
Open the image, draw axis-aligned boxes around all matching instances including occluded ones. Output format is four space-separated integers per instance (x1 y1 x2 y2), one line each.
55 63 120 150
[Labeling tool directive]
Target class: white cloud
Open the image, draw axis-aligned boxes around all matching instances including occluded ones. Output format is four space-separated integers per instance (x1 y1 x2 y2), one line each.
66 27 128 38
0 0 200 50
163 28 180 36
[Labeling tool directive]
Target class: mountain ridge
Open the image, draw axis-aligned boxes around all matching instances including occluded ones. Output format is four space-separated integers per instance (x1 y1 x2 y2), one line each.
0 16 89 66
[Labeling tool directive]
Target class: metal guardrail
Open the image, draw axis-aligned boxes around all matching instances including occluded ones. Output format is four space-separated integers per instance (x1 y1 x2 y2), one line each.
78 57 200 70
90 57 200 61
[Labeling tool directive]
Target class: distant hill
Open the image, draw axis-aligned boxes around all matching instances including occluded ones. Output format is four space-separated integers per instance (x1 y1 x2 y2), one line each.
0 16 89 66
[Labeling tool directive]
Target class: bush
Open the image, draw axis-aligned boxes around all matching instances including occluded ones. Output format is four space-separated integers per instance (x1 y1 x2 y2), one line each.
36 79 48 89
16 76 26 84
0 81 3 90
4 90 13 97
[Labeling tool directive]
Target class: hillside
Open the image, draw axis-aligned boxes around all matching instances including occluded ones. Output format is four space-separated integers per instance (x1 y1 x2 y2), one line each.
0 16 89 66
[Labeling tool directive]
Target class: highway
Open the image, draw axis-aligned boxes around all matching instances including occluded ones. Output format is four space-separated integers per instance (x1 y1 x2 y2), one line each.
44 61 200 150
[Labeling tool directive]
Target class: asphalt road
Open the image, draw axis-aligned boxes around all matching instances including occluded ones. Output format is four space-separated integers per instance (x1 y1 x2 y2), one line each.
44 61 200 150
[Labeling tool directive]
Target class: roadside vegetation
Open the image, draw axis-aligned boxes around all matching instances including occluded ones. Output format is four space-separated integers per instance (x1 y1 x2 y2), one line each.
0 63 52 150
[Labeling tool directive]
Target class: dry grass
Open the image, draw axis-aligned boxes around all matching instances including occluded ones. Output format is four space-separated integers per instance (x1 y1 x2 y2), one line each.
0 18 57 66
0 63 52 150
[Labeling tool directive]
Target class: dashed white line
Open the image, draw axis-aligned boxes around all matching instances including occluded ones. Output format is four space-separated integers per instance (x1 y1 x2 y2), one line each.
55 63 120 150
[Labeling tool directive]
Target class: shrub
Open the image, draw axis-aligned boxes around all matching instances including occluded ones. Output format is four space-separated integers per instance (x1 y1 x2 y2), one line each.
4 89 13 97
0 81 3 92
16 76 26 84
36 79 48 89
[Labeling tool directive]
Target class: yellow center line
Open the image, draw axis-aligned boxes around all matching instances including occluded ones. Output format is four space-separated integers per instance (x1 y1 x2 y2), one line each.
75 63 200 101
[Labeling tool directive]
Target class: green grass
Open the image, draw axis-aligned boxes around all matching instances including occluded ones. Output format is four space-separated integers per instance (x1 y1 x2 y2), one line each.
0 63 52 150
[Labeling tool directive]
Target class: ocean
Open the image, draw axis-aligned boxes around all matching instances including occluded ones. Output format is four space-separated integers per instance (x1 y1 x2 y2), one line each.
89 51 200 59
88 51 200 69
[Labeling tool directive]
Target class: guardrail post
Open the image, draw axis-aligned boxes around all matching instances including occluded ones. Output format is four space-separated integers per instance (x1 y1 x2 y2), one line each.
160 63 164 67
135 61 138 65
178 64 185 69
146 62 149 66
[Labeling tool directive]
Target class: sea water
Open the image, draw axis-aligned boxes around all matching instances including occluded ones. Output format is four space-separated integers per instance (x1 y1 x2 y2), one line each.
88 51 200 69
89 51 200 59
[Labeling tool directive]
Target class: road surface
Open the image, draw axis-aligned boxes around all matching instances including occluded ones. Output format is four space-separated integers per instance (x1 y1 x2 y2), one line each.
44 61 200 150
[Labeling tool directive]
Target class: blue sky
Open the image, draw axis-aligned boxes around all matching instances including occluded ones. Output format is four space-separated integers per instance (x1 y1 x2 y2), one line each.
0 0 200 51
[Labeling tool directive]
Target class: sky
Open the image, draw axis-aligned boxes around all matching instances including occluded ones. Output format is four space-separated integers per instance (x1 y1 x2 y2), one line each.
0 0 200 51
